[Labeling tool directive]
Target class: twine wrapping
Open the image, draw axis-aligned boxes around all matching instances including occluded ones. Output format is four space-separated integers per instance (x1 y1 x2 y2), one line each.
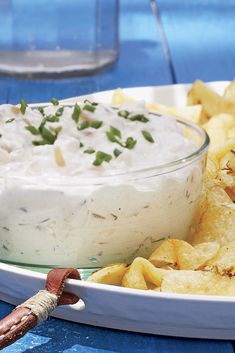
16 290 58 324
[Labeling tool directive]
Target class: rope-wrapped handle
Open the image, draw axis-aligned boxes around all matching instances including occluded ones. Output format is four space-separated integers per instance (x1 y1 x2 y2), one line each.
0 268 80 350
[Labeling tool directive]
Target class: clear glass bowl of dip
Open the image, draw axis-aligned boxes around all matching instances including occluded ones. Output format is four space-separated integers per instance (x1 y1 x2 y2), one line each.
0 116 209 269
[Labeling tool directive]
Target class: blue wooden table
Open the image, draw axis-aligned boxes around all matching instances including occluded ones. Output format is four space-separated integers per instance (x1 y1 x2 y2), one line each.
1 0 235 352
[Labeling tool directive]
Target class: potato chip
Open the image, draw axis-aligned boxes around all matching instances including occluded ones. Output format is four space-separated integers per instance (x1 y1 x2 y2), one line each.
223 81 235 101
218 150 235 201
176 240 219 270
161 270 235 296
146 102 203 124
149 239 219 270
188 80 235 118
111 89 136 107
148 239 177 268
191 199 235 246
203 114 235 158
203 240 235 276
122 257 166 290
205 155 220 180
87 263 128 285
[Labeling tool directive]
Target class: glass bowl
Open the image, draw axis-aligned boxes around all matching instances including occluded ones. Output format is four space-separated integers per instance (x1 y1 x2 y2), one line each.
0 115 209 268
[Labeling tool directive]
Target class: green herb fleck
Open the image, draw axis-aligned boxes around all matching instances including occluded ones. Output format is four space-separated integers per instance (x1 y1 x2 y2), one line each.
72 104 81 124
80 142 84 148
25 125 40 135
46 115 60 123
93 151 112 166
130 114 149 123
106 126 123 146
125 137 137 149
20 99 27 114
118 110 130 118
78 121 90 131
56 107 64 117
41 127 57 144
90 120 103 129
50 98 59 106
141 130 155 143
118 110 149 123
32 140 49 146
83 104 96 113
37 107 45 116
113 148 122 158
84 149 95 154
38 117 47 134
110 126 122 138
54 126 62 135
5 118 15 123
84 99 98 106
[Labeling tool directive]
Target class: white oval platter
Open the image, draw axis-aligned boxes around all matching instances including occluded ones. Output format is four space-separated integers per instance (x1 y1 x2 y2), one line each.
1 81 234 340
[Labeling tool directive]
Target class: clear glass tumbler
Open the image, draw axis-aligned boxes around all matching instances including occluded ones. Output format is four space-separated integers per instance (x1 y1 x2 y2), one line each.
0 0 119 78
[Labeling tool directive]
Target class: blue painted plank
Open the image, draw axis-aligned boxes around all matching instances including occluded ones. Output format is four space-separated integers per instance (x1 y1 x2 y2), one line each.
0 301 234 353
157 0 235 83
0 0 171 104
0 82 8 103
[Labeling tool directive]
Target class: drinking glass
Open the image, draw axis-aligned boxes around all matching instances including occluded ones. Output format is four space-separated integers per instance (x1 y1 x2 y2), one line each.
0 0 119 78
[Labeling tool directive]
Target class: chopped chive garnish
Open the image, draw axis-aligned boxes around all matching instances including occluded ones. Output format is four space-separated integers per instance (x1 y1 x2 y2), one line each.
39 117 47 133
41 127 57 144
90 120 103 129
84 99 98 106
72 104 81 124
32 140 49 146
113 148 122 158
50 98 59 106
83 104 96 113
25 125 40 135
106 126 136 150
110 126 122 138
142 130 155 143
78 121 90 131
129 114 149 123
93 151 112 166
125 137 137 149
106 133 123 146
56 107 64 117
37 107 45 116
20 99 27 114
118 110 149 123
118 110 130 118
54 126 62 135
46 115 60 123
80 142 84 148
5 118 15 123
106 126 123 146
84 149 95 154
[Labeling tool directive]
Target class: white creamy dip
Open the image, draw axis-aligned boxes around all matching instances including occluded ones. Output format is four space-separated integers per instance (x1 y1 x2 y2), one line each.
0 100 206 267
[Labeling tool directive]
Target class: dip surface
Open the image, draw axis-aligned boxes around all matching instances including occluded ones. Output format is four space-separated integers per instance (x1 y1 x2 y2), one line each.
0 101 195 177
0 101 205 267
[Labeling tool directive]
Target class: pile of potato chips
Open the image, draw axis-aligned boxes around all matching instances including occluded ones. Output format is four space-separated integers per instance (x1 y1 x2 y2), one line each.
88 80 235 296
